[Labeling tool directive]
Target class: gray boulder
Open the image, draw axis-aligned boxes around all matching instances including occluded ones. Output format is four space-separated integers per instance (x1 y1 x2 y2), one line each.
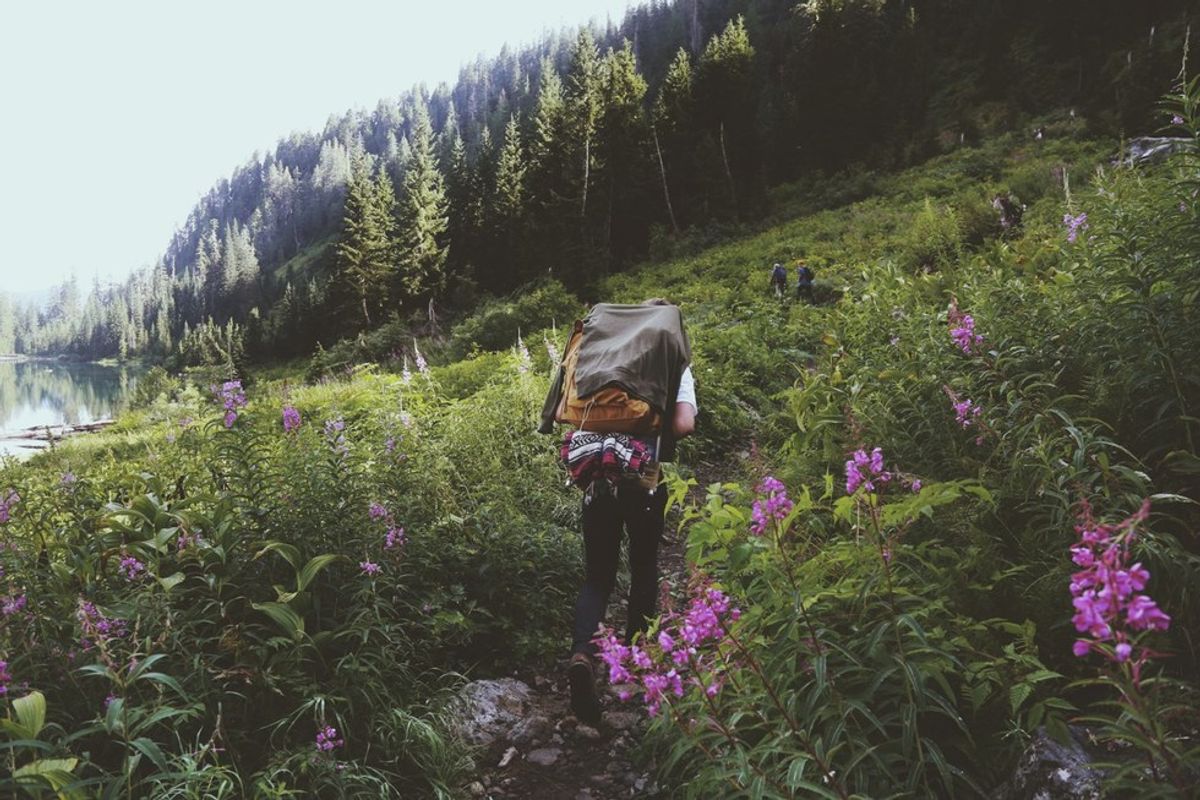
450 678 534 747
1121 136 1196 166
993 726 1104 800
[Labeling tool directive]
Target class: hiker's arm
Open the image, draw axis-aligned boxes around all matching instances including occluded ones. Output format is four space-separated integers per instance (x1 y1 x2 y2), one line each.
672 402 696 438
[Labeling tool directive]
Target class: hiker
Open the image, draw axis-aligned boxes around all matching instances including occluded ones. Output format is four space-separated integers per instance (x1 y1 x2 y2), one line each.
770 262 787 298
795 260 815 304
539 299 696 724
992 194 1023 232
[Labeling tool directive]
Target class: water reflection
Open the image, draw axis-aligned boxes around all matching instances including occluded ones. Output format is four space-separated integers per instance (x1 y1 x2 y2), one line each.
0 360 137 457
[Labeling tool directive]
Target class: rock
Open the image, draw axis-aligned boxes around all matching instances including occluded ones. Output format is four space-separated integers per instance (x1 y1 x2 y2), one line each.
634 776 648 792
450 679 533 747
551 733 564 745
497 746 518 769
604 711 640 732
467 781 487 797
510 714 552 745
575 723 602 740
1121 136 1196 166
992 726 1104 799
574 791 593 800
527 747 563 767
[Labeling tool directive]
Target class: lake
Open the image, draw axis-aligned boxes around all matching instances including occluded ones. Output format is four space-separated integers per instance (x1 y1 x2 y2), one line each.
0 360 137 459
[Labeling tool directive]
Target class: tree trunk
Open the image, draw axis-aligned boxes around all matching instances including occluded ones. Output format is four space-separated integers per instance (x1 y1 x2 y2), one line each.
581 133 591 218
652 125 681 235
360 291 371 328
719 121 738 218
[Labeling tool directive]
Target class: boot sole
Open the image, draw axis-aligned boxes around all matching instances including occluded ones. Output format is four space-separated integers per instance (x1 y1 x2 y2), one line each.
568 661 601 724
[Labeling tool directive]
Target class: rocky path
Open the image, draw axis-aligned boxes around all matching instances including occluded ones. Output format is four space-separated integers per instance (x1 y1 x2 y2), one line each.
455 495 694 800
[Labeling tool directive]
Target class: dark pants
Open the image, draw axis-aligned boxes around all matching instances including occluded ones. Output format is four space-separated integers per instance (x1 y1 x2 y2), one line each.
572 485 668 656
797 283 814 303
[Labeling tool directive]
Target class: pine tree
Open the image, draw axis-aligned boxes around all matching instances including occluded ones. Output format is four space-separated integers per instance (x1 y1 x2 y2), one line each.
695 16 757 218
336 153 397 327
487 114 528 284
653 48 695 231
565 30 603 220
597 41 649 260
396 101 450 299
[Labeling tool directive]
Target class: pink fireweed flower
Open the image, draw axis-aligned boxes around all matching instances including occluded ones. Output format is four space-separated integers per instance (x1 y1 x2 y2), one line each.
368 502 388 521
117 556 146 581
845 447 892 495
384 526 406 549
359 560 381 576
545 335 562 364
953 398 982 428
401 357 413 385
323 417 348 458
0 489 20 524
0 659 12 696
910 479 922 493
749 476 793 535
315 725 344 752
413 340 429 375
2 594 27 616
77 600 127 650
1063 212 1089 244
948 312 984 355
212 381 247 427
598 581 740 717
282 405 301 433
1068 499 1170 668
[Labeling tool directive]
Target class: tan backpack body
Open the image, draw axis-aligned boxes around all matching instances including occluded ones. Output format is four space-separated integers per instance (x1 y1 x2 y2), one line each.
554 322 662 435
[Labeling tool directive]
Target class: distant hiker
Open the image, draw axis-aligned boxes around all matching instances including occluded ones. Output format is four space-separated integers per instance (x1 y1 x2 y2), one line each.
795 260 815 304
540 299 697 724
770 262 787 298
1034 126 1045 141
992 194 1023 232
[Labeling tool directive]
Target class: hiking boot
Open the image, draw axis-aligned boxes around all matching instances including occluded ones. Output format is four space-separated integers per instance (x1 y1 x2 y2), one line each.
568 652 601 724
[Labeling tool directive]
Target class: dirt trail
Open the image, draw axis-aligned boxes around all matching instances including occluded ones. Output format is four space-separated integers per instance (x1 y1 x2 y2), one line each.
463 486 698 800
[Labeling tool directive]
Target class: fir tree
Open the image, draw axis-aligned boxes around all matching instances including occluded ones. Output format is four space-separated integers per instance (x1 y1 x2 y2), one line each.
396 102 450 299
336 153 397 327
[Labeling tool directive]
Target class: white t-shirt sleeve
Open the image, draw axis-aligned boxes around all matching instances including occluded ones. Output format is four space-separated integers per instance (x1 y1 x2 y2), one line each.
676 366 697 410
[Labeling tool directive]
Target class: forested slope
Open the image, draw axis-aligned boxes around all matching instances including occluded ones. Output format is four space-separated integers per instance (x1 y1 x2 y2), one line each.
1 0 1194 369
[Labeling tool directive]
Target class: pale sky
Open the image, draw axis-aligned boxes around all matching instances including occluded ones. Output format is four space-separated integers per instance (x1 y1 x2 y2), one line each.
0 0 633 296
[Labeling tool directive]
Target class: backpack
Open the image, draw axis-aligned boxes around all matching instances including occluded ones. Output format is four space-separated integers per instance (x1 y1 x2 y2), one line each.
797 264 814 284
554 320 662 434
772 265 787 283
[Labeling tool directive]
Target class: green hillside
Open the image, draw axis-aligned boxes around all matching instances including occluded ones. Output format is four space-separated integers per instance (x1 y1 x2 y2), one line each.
2 112 1198 797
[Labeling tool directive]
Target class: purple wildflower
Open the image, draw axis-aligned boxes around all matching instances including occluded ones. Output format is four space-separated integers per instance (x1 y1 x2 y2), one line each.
749 476 793 536
1063 212 1089 244
413 340 429 375
282 405 301 433
949 313 984 355
315 725 344 752
384 526 406 549
0 489 20 524
845 447 892 495
324 417 349 458
0 660 11 696
118 556 146 581
516 335 532 374
953 398 982 428
1069 500 1170 671
359 560 381 576
61 472 78 487
77 600 127 650
212 381 247 427
1172 114 1184 126
2 594 27 616
368 502 388 521
911 479 922 493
